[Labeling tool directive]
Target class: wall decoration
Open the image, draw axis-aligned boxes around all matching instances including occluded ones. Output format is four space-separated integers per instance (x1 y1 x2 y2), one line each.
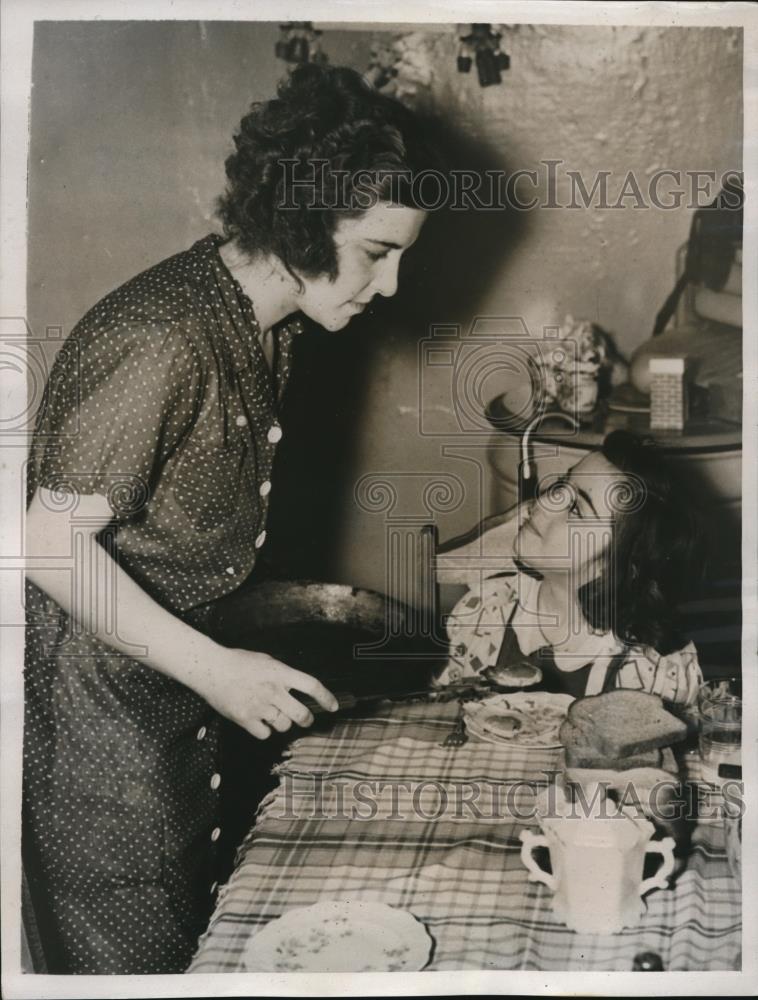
275 22 328 66
457 23 510 87
365 32 434 103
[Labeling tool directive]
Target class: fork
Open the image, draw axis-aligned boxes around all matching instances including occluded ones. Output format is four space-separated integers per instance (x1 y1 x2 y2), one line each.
442 700 469 748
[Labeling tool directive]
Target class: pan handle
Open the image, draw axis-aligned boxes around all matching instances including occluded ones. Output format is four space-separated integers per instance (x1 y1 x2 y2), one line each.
298 691 358 716
297 687 431 717
419 524 440 630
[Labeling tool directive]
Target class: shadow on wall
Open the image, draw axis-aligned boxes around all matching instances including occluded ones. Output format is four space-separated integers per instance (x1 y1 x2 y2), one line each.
669 456 742 676
387 116 529 329
257 121 528 583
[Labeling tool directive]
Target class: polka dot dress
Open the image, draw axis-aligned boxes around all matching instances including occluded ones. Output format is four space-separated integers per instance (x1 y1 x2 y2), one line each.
23 234 299 974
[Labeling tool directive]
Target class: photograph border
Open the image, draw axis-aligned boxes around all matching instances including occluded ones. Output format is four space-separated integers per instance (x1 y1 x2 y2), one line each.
1 1 756 997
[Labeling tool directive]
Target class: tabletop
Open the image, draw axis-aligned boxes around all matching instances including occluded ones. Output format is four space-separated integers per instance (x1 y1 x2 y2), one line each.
485 395 742 453
188 698 741 973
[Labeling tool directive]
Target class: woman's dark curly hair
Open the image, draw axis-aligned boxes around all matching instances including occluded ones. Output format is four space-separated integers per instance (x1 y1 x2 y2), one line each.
217 64 444 286
577 430 705 654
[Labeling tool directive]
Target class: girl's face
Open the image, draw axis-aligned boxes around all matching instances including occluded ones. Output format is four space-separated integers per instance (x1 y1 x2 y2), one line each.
294 202 427 331
513 451 629 586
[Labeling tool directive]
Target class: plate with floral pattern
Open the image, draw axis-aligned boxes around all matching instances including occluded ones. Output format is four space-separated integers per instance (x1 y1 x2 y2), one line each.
242 900 434 973
464 692 574 748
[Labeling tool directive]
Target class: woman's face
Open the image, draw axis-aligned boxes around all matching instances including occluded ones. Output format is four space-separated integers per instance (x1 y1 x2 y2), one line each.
294 202 427 331
513 451 629 586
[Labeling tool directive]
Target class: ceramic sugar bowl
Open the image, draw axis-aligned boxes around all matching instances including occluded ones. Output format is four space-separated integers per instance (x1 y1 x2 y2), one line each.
520 783 676 935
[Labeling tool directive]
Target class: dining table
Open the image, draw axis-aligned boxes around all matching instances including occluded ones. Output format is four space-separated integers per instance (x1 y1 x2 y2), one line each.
187 694 742 973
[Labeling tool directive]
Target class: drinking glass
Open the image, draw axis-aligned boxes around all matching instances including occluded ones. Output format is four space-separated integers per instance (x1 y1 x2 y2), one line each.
697 677 741 784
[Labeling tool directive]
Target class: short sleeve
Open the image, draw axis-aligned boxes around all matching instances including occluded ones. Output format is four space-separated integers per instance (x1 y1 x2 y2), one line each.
433 576 518 687
616 640 703 706
30 324 205 521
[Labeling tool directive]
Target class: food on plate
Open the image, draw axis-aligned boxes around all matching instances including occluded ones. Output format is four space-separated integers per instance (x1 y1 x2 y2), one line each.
562 690 687 761
465 692 573 748
483 661 542 688
480 710 527 736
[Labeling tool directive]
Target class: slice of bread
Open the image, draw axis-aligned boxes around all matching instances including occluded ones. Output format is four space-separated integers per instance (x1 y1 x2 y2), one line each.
560 717 663 769
565 743 663 770
559 718 594 750
566 690 687 757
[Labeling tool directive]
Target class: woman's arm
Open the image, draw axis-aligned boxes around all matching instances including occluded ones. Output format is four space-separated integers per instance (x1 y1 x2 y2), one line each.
25 488 338 737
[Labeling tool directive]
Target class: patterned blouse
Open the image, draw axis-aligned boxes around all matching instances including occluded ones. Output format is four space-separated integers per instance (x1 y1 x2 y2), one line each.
434 523 702 707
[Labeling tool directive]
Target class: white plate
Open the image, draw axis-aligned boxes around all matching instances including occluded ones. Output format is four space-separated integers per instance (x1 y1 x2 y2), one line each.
464 692 574 748
242 900 434 973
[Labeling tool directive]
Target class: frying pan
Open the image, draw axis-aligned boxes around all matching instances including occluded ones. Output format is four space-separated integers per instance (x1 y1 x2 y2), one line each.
206 579 446 703
204 579 448 885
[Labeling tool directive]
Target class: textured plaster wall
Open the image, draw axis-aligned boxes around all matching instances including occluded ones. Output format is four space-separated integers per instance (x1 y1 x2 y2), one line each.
425 24 743 351
478 25 738 343
28 22 742 597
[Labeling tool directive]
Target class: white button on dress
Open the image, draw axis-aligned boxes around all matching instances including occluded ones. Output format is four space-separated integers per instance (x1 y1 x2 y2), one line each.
255 531 267 549
21 232 298 975
259 480 271 497
267 424 283 443
210 773 221 790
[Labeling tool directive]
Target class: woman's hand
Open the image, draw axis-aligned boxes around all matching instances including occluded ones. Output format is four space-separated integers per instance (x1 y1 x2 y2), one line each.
25 489 339 741
193 649 340 739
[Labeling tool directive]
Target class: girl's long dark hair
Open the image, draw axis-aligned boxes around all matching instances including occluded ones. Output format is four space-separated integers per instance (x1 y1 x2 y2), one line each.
578 430 705 654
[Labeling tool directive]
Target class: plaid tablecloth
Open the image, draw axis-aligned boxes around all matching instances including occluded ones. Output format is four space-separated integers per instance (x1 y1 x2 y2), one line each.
188 699 741 972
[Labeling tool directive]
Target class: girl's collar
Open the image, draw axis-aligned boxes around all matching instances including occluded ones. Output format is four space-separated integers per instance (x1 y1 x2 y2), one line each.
511 573 622 668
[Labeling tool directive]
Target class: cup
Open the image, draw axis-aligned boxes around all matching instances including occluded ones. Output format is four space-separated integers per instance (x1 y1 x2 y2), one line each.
519 785 676 934
698 677 741 784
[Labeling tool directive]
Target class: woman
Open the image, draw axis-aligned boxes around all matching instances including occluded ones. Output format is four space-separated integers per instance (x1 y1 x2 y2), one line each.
23 65 436 973
435 430 703 704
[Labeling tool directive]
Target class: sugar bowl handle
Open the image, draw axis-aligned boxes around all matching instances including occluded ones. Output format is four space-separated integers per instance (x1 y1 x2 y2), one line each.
639 837 676 896
520 830 557 890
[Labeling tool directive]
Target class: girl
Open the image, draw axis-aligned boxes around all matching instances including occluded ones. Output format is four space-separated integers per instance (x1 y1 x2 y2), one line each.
435 430 703 705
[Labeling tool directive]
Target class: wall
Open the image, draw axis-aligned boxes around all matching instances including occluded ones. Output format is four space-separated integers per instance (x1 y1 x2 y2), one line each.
28 21 283 336
28 21 743 599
